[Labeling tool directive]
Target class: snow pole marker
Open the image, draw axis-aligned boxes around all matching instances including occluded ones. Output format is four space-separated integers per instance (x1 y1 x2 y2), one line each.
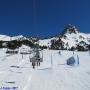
77 55 79 66
51 53 52 65
89 50 90 55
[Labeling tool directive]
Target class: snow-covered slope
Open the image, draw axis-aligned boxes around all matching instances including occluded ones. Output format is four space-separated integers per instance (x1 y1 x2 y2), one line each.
39 37 57 47
0 35 26 41
62 32 90 48
11 35 24 41
0 49 90 90
0 35 11 41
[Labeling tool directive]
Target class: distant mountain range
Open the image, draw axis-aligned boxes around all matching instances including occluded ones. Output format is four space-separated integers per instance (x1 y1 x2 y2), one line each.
0 24 90 51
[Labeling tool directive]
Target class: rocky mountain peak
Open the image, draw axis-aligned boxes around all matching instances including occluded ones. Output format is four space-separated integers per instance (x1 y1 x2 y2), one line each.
63 24 79 34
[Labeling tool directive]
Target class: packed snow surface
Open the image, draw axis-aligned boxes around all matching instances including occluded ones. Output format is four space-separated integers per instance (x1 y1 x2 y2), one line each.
0 48 90 90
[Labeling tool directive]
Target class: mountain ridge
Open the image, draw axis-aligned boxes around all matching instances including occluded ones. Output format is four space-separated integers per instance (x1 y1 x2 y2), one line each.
0 24 90 51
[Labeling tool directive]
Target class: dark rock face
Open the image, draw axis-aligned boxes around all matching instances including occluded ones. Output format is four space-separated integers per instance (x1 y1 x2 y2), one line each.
50 38 64 50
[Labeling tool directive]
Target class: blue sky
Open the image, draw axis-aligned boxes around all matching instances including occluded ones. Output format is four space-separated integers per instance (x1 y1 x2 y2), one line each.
0 0 90 37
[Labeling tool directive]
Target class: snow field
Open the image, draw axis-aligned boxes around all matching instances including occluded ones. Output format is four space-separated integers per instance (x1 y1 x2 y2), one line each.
0 49 90 90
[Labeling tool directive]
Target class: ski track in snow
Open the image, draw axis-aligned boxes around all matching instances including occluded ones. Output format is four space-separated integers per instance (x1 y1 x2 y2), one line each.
0 49 90 90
